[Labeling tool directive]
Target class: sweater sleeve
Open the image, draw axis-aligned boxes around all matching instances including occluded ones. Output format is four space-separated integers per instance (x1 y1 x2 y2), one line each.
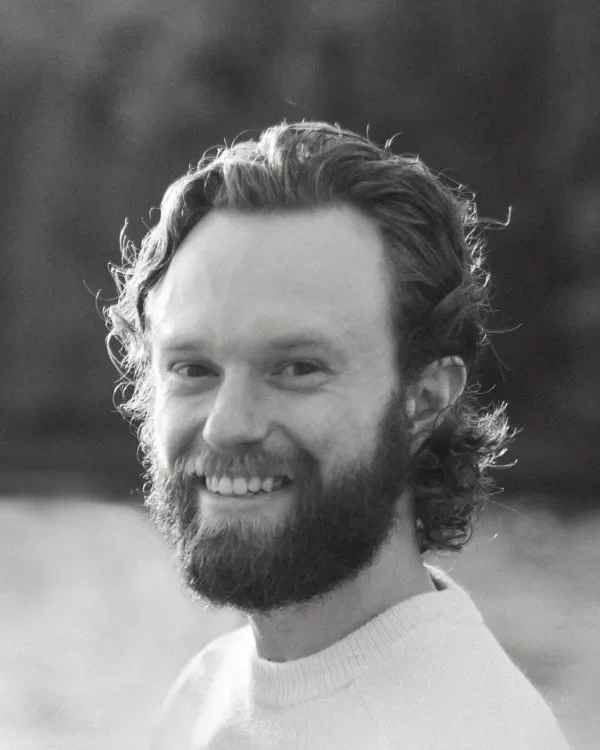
148 650 208 750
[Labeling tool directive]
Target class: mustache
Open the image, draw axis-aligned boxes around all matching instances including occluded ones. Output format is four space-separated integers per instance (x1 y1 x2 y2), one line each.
175 446 301 480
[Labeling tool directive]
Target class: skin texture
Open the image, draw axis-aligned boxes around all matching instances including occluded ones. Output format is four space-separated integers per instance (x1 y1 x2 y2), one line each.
144 205 465 662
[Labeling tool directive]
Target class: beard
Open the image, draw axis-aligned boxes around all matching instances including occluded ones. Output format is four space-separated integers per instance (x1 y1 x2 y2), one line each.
143 388 413 617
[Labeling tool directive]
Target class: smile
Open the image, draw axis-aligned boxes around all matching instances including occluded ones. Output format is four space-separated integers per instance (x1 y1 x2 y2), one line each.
202 475 292 496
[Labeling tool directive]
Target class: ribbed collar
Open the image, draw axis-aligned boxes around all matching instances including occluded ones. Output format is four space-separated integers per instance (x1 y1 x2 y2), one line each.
232 565 483 707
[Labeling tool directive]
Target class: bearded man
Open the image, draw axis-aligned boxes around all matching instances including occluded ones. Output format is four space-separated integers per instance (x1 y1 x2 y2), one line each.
105 121 570 749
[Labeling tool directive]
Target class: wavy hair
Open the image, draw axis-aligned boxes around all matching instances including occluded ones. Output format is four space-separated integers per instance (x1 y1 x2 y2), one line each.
104 120 516 555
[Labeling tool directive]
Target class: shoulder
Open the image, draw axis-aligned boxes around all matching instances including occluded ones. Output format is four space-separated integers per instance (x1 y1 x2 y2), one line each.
168 624 248 703
149 625 248 749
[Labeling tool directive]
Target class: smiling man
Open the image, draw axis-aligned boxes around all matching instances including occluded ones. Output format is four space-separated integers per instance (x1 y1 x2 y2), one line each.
105 121 569 749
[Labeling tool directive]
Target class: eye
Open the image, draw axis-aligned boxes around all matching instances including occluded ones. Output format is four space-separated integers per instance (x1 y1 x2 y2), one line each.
275 360 326 378
172 363 217 378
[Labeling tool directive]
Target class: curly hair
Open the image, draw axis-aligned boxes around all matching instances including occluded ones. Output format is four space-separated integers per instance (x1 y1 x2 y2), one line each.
104 120 516 556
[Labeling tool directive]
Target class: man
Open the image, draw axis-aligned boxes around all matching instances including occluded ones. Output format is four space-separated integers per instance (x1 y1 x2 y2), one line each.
105 121 570 748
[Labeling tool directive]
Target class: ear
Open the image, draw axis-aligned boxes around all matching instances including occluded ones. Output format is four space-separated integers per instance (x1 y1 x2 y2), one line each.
405 356 467 453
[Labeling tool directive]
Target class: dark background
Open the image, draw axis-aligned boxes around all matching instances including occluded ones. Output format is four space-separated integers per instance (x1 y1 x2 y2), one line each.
1 0 598 508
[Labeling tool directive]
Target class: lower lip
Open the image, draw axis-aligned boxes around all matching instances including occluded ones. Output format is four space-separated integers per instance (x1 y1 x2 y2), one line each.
199 484 292 510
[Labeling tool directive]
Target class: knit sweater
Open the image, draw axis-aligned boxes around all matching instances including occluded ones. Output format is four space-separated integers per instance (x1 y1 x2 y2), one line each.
151 565 570 749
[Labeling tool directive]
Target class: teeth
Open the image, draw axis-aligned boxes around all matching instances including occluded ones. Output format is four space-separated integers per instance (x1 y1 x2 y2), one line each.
248 476 262 493
232 477 248 495
217 477 233 495
204 474 288 495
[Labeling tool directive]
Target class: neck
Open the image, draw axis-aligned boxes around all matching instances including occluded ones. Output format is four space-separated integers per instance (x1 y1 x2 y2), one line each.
246 513 435 663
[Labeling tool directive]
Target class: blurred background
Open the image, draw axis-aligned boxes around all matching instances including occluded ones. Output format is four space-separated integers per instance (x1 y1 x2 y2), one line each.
1 1 598 749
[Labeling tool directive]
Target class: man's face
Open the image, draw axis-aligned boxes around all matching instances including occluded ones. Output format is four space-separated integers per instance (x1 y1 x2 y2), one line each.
144 205 413 615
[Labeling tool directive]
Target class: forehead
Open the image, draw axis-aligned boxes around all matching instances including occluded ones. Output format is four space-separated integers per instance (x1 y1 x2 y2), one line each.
147 205 392 353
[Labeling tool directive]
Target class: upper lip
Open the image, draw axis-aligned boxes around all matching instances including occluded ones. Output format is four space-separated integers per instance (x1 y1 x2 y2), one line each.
202 473 292 480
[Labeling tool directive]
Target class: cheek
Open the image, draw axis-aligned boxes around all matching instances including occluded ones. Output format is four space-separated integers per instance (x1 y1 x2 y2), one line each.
318 390 393 475
287 399 370 478
152 395 198 470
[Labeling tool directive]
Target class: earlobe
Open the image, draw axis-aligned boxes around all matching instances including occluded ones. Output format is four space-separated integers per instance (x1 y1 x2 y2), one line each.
407 356 467 428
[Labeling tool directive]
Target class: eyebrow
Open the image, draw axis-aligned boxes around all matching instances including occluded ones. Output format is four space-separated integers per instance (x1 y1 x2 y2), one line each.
157 333 344 356
265 335 340 352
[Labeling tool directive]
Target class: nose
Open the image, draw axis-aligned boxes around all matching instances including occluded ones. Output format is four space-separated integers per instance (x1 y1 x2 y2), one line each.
202 371 269 451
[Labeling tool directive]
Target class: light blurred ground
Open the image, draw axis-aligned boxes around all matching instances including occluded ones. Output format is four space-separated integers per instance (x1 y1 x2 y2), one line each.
1 494 597 750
